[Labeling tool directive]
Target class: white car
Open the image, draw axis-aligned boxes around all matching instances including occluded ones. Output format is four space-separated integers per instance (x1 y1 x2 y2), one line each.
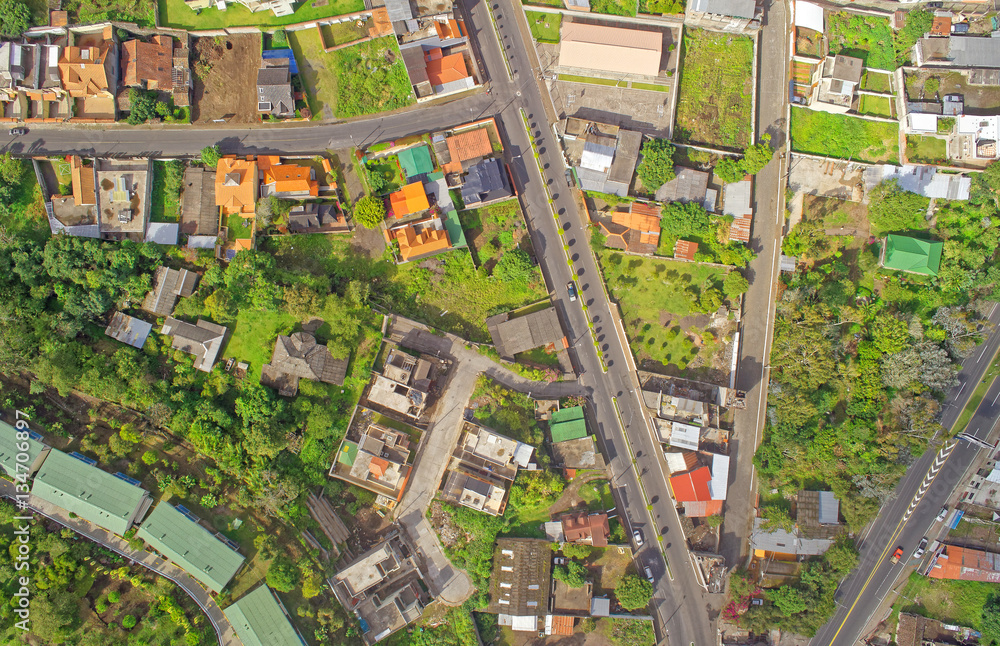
913 537 928 560
936 506 949 523
644 566 655 584
633 529 644 547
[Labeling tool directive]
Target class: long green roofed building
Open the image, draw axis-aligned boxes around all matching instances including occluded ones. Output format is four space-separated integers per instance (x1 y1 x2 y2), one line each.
882 234 943 276
225 585 307 646
137 502 246 594
0 419 49 478
31 449 152 536
549 406 588 444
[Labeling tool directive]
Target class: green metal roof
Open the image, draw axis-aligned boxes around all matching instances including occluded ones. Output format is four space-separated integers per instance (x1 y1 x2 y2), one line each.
338 440 359 466
397 145 434 178
0 420 47 478
883 234 943 276
441 207 468 249
136 503 245 594
550 406 588 443
31 449 151 536
225 585 306 646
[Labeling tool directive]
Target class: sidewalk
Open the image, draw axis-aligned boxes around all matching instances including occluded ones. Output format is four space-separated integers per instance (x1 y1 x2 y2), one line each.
0 480 241 646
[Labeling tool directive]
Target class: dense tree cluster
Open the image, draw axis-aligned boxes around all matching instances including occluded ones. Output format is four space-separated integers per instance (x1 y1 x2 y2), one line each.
636 138 676 190
714 135 776 184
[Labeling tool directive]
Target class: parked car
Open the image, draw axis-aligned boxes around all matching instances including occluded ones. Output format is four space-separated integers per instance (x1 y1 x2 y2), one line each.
913 537 928 560
891 546 904 564
567 281 578 302
936 506 949 523
750 598 764 606
633 529 644 547
553 557 567 565
644 566 655 584
8 128 26 136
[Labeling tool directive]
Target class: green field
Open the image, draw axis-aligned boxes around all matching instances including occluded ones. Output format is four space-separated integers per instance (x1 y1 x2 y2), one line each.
631 81 671 92
790 107 899 163
676 29 754 149
826 12 895 70
526 11 561 43
861 71 892 93
892 572 1000 631
858 94 893 118
906 134 948 164
158 0 364 29
557 74 625 87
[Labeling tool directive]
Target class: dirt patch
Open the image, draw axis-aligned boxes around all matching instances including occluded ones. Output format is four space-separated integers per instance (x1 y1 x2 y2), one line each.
429 500 469 550
191 34 261 124
351 222 387 258
549 473 608 517
659 311 710 329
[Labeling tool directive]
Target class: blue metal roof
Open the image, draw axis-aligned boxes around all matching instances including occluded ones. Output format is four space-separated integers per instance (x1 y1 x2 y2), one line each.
262 49 298 75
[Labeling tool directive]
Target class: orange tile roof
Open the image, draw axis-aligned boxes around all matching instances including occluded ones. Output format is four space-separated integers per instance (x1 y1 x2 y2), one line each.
368 7 394 38
929 545 1000 581
446 127 492 164
435 19 465 40
215 157 258 216
262 164 318 196
931 15 951 36
550 616 575 636
69 155 96 206
426 53 469 87
50 10 68 27
389 182 430 218
121 35 173 89
674 239 699 261
393 224 452 261
670 466 712 502
233 238 254 251
256 155 280 171
610 204 660 249
369 456 389 478
683 500 724 517
58 45 113 96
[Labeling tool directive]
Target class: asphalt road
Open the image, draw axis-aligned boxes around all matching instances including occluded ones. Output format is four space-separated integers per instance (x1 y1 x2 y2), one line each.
811 302 1000 646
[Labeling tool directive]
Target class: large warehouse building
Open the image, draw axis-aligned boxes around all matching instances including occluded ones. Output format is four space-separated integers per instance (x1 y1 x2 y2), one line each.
558 22 662 78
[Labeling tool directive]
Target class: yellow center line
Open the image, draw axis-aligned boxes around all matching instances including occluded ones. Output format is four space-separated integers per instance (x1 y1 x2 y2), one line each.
826 446 956 645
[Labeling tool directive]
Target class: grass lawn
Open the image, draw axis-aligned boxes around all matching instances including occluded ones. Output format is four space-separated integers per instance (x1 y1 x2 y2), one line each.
907 134 948 164
0 164 48 243
221 309 297 381
459 199 531 272
557 74 623 87
590 0 638 17
858 94 893 118
522 0 564 6
676 29 754 149
515 346 562 368
790 107 899 163
861 71 892 93
333 37 414 119
503 489 556 538
320 20 369 47
579 478 615 512
288 28 339 120
150 161 183 223
599 252 728 372
631 81 671 92
587 547 635 595
366 155 406 196
158 0 365 29
226 213 254 239
638 0 685 14
826 12 895 70
526 11 561 43
892 571 1000 630
65 0 155 26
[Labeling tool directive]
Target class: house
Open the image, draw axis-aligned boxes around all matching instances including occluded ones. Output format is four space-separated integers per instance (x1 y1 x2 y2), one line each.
58 27 118 121
137 502 245 594
95 158 151 240
397 145 435 179
67 155 97 207
598 201 661 255
0 42 27 89
389 182 431 218
142 267 199 317
864 164 971 201
389 216 453 262
331 422 414 504
674 239 699 261
656 167 710 203
286 202 349 234
184 0 296 17
914 35 1000 68
811 54 863 112
424 49 474 95
441 421 534 516
549 406 587 443
461 158 514 207
670 453 730 517
31 449 153 536
224 585 308 646
928 544 1000 582
365 348 433 419
259 159 318 198
560 511 610 547
551 436 605 470
446 127 493 166
257 63 294 118
488 538 552 632
880 234 943 276
161 317 227 372
724 179 753 243
121 35 173 91
796 490 845 539
330 533 430 645
105 312 152 349
0 420 49 478
562 118 641 197
545 615 577 635
686 0 762 33
216 156 259 217
260 332 348 396
181 167 219 237
486 306 568 361
750 517 834 558
558 22 662 78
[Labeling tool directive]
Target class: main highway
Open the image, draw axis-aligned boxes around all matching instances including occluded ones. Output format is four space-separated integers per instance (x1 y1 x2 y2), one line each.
812 303 1000 645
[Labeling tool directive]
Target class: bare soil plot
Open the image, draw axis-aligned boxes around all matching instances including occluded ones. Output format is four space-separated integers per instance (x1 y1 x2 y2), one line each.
904 69 1000 112
191 34 261 124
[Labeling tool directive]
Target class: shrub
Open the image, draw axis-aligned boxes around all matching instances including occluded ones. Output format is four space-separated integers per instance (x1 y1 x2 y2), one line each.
615 574 653 610
635 138 676 190
122 614 137 630
108 591 121 603
355 196 386 229
266 555 300 592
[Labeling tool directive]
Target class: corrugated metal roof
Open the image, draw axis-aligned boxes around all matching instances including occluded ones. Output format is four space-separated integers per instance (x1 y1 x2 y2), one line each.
0 420 47 478
709 454 730 500
137 503 245 594
948 36 1000 69
817 491 839 525
690 0 757 19
669 422 700 451
225 585 307 646
384 0 413 22
750 518 832 556
559 22 662 77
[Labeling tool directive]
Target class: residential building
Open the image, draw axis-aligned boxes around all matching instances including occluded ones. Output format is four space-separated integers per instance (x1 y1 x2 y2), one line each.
656 166 710 203
397 145 435 180
161 317 227 372
460 157 514 207
928 545 1000 582
598 201 661 255
863 164 971 201
446 127 493 167
181 166 219 237
424 49 474 94
488 538 552 632
184 0 296 17
388 216 453 262
141 267 199 317
487 305 568 361
549 406 587 444
260 331 348 396
796 490 845 539
330 533 430 645
58 27 118 121
561 118 641 197
669 453 730 517
0 42 27 89
389 182 431 218
137 502 245 594
558 22 662 78
105 312 152 349
31 449 153 536
686 0 762 33
440 421 533 516
365 348 434 419
560 511 610 547
259 158 318 198
749 517 834 558
224 585 308 646
545 615 578 636
674 239 699 261
896 613 980 646
880 234 943 276
331 421 414 504
286 202 349 234
69 154 96 206
914 35 1000 68
809 54 863 113
257 63 294 118
0 420 49 478
121 35 173 91
95 158 152 240
216 156 259 217
724 179 753 243
551 436 605 470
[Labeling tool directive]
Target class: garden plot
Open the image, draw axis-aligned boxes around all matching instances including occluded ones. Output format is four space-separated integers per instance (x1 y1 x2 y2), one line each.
790 107 899 163
191 34 261 124
904 70 1000 111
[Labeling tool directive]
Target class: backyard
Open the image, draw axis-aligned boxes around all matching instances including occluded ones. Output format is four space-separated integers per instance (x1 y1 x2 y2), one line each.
790 107 900 163
857 94 893 118
638 0 685 15
526 11 562 43
459 199 531 272
905 70 1000 111
891 572 1000 632
150 161 184 223
590 0 638 17
861 71 892 93
599 251 733 379
826 12 895 70
675 29 754 149
907 135 948 164
64 0 155 26
158 0 365 29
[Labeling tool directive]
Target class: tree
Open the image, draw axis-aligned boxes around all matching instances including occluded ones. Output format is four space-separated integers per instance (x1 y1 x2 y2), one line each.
660 201 709 238
354 196 386 229
614 574 653 611
561 543 592 559
200 145 221 169
126 88 168 125
982 594 1000 646
916 341 959 392
699 287 723 313
740 135 775 176
723 271 749 300
823 536 859 576
266 555 301 592
122 614 137 630
494 248 535 283
867 179 929 234
715 157 744 184
635 138 676 189
365 163 387 194
706 514 723 528
767 586 807 617
553 560 588 588
871 314 910 354
881 348 921 389
0 0 30 39
759 506 795 533
0 152 25 201
933 306 991 358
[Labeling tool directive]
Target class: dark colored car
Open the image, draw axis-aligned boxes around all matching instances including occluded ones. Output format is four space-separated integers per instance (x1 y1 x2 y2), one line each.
567 281 578 302
8 128 26 136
